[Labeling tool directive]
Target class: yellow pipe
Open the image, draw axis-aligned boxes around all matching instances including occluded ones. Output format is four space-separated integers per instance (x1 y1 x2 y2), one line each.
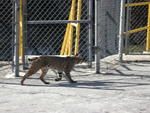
68 0 76 56
60 0 82 56
68 25 74 56
75 24 80 55
64 0 76 55
19 0 23 57
125 2 150 7
71 23 78 27
125 2 150 52
60 21 71 55
64 24 72 55
60 11 72 55
60 0 75 55
124 26 150 35
146 4 150 52
75 0 82 55
64 32 70 55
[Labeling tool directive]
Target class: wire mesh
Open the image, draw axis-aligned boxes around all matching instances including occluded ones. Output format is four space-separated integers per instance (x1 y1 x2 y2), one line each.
124 0 148 54
96 0 121 72
97 0 120 59
0 0 14 75
27 0 88 21
25 0 90 62
0 0 14 61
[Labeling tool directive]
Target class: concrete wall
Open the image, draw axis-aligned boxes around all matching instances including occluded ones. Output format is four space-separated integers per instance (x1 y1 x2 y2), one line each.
97 0 121 58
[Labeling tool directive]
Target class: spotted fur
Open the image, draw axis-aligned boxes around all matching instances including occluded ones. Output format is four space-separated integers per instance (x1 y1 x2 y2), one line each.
21 55 82 85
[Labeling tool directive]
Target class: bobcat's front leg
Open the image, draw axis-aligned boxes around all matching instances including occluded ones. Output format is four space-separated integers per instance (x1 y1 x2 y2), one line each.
21 65 40 85
55 71 63 81
40 68 50 84
64 72 77 83
21 73 31 85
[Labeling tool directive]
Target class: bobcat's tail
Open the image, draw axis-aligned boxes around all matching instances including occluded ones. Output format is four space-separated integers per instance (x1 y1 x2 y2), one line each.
28 57 39 61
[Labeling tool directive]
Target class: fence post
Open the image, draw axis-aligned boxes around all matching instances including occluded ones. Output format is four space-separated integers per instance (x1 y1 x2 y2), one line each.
118 0 125 62
22 0 27 70
14 0 20 77
146 4 150 52
95 0 100 73
88 0 93 68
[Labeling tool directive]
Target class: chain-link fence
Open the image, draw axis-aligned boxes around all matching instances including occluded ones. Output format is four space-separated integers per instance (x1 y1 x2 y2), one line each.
0 0 94 76
98 0 120 58
95 0 121 72
22 0 92 67
0 0 14 74
99 0 149 72
0 0 14 61
124 0 148 54
2 0 149 75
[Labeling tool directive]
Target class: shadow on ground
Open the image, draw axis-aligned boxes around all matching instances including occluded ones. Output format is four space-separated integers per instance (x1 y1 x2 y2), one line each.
0 76 150 92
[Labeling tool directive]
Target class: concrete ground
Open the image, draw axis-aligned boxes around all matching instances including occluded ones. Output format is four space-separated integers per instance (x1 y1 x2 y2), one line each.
0 55 150 113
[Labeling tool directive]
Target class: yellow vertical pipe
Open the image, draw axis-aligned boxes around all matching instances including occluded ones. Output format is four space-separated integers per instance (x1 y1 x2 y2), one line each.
64 25 71 55
61 0 75 55
64 0 75 55
68 0 75 56
146 4 150 52
74 0 82 55
19 0 23 57
60 19 71 55
60 1 74 55
68 25 74 55
60 7 73 55
64 27 71 55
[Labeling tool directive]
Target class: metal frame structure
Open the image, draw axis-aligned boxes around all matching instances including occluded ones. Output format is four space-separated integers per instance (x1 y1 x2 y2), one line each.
11 0 101 76
1 0 125 76
7 0 150 76
14 0 20 77
118 0 125 62
20 0 95 72
119 0 150 61
88 0 93 68
95 0 100 73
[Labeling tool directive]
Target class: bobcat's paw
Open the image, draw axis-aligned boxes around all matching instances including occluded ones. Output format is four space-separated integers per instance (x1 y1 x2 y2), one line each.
70 80 77 83
55 78 62 81
44 82 50 84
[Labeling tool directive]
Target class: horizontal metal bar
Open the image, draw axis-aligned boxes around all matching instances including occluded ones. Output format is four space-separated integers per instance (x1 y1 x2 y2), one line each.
125 2 150 7
124 26 150 34
27 20 90 24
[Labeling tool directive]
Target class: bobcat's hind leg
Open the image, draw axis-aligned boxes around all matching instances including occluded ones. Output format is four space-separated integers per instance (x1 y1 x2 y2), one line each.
64 72 77 83
21 68 39 85
40 68 49 84
21 62 41 85
21 73 31 85
55 71 63 81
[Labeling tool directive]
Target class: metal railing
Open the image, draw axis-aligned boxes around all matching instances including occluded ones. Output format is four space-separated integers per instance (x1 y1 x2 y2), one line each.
119 0 149 60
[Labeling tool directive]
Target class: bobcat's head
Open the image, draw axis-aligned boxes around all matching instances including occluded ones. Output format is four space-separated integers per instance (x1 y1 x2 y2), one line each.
75 56 83 64
72 54 83 64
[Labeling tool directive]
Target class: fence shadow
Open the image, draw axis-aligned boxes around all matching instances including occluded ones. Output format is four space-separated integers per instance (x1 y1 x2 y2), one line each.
0 76 150 91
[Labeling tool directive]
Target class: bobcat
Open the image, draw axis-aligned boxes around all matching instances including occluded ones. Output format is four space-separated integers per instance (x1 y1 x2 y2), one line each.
21 55 82 85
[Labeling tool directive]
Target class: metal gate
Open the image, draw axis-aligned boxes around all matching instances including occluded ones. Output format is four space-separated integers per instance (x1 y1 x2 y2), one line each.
22 0 93 68
124 0 148 54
